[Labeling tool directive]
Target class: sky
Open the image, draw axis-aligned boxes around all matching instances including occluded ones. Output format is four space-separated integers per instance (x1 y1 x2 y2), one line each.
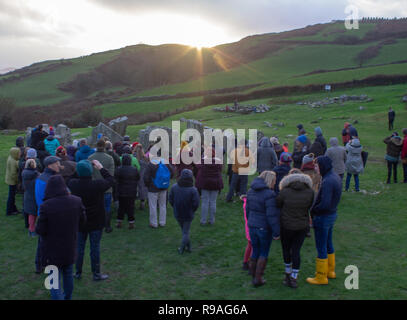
0 0 406 71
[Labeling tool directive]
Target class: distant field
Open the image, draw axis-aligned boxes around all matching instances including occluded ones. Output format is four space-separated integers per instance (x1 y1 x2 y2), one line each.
96 96 203 118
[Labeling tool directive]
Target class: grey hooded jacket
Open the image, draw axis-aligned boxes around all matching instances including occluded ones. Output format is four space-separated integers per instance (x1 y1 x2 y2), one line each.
325 137 347 175
257 137 278 173
345 139 364 175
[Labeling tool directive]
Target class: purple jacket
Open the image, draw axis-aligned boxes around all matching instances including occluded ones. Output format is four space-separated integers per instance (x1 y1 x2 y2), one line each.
195 157 223 192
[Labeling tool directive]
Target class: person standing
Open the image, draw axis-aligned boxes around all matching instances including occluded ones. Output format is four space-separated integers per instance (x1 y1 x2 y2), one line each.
134 144 149 210
35 175 86 300
257 137 278 174
383 132 403 184
325 138 347 181
276 172 314 288
300 153 321 193
30 124 48 149
270 137 284 160
345 139 363 192
43 131 61 156
88 140 115 233
144 156 174 228
272 153 292 195
114 154 140 229
169 169 200 254
388 107 396 131
306 156 342 285
36 141 51 169
402 128 407 183
195 147 223 225
55 146 77 184
34 156 62 273
240 194 252 271
5 147 21 216
314 127 327 155
22 159 39 237
67 160 114 281
246 171 280 287
226 140 254 202
292 135 309 169
75 139 95 162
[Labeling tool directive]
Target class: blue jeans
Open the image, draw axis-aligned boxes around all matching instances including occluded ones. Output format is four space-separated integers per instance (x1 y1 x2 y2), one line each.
104 193 112 213
345 173 359 191
6 185 18 215
226 173 248 201
50 264 74 300
313 213 337 259
177 219 192 248
76 230 103 275
249 227 272 259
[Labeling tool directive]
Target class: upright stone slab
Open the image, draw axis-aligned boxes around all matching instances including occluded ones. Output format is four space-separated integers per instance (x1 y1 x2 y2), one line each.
90 122 123 146
108 116 128 137
55 124 72 146
138 125 173 156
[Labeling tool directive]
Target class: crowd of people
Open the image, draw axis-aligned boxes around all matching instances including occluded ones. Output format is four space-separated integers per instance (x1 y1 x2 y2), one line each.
4 121 407 299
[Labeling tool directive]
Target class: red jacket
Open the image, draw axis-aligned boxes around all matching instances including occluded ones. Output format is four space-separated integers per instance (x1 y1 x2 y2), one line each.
402 135 407 159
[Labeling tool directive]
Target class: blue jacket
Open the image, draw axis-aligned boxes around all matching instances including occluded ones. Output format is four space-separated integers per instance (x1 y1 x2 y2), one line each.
43 136 60 156
246 177 280 238
311 156 342 217
272 164 291 194
35 168 57 215
169 170 200 222
75 145 95 162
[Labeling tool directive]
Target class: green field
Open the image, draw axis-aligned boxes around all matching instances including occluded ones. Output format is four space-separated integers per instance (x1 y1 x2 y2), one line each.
1 83 406 299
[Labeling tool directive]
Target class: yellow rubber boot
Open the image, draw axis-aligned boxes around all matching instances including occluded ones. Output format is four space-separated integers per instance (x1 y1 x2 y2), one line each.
328 253 336 279
306 258 328 285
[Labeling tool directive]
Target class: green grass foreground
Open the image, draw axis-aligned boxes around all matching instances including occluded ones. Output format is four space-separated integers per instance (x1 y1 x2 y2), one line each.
1 83 407 299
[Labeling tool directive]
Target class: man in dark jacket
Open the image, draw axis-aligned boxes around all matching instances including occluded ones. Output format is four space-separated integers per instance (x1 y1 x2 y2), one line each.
388 107 396 131
30 124 48 149
114 154 140 229
36 175 86 300
307 156 342 286
67 159 114 281
144 157 175 228
384 132 403 183
169 169 200 254
313 127 327 155
257 137 278 174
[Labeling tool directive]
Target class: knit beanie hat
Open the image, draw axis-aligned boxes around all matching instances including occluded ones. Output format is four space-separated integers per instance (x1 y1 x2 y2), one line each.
76 160 93 177
270 137 279 145
26 148 37 159
297 135 307 144
302 153 315 165
280 152 292 163
56 146 66 156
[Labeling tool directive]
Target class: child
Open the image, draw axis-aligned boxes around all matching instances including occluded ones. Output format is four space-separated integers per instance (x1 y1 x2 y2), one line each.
240 194 252 271
169 169 200 254
22 159 39 236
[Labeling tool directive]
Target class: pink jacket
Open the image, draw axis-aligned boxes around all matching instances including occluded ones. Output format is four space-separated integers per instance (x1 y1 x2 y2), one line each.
243 197 250 241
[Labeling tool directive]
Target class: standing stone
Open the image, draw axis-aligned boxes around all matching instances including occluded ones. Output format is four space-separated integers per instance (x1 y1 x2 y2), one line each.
55 124 72 146
90 122 123 146
108 116 128 137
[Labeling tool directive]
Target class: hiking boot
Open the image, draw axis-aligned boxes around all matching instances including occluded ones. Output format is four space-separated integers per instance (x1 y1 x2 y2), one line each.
253 257 267 287
178 246 185 254
93 273 109 281
289 276 298 289
185 243 191 253
283 273 291 287
248 258 257 278
242 262 249 271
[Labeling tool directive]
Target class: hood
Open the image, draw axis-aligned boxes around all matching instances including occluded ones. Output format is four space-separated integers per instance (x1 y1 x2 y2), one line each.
390 136 403 146
9 147 20 160
316 156 333 176
122 154 132 166
329 137 339 147
297 135 308 144
250 177 269 191
16 137 24 148
66 145 77 157
350 139 361 147
46 136 55 141
258 137 273 148
43 175 68 201
279 173 313 191
76 160 93 177
274 164 291 174
79 145 92 154
178 169 194 187
314 127 323 137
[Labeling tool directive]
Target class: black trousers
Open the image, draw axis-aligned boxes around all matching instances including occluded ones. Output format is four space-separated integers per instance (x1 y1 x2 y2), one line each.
118 197 135 222
280 227 307 270
387 160 398 183
389 120 394 131
404 163 407 183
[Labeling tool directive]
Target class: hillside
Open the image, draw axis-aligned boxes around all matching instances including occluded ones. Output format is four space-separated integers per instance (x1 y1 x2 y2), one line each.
2 18 407 129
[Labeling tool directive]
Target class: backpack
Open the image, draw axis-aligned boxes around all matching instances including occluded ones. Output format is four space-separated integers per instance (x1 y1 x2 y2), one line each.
153 161 171 189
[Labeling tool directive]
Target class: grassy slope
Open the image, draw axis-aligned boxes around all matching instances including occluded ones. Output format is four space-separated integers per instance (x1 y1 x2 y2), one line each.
0 50 122 107
1 83 406 299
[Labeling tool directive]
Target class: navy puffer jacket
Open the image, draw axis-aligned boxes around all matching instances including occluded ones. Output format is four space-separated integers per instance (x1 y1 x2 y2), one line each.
246 177 280 238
